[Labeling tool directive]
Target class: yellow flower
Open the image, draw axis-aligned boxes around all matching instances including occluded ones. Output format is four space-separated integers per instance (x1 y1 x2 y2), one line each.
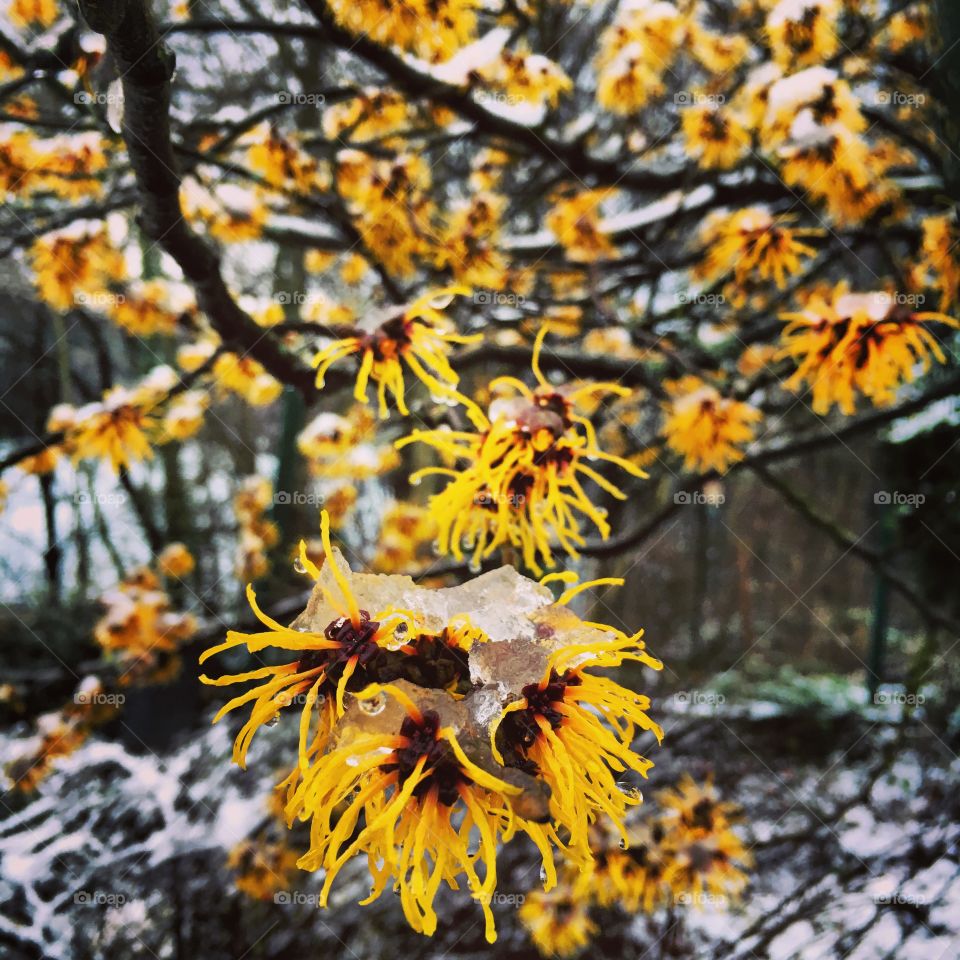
921 214 960 312
373 502 438 573
67 387 155 473
398 325 647 573
766 0 840 68
657 777 751 905
762 67 865 147
323 89 411 144
592 820 673 913
779 287 960 414
31 227 124 311
288 683 540 942
657 774 741 839
326 0 477 59
94 567 196 684
880 6 928 53
16 446 61 475
6 713 87 792
519 884 597 957
336 151 433 276
247 126 319 193
546 189 616 263
213 353 283 406
313 286 479 418
177 338 218 372
595 0 685 114
233 476 279 581
203 513 665 943
681 105 751 170
777 128 896 226
437 194 509 290
491 590 663 859
201 512 405 771
340 252 369 284
662 376 762 474
107 279 181 336
228 838 300 901
480 49 572 109
157 542 195 579
689 22 750 73
161 390 209 441
697 208 820 289
8 0 58 30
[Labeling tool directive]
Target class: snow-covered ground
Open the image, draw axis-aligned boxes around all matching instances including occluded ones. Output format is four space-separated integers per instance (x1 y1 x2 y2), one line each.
1 700 957 959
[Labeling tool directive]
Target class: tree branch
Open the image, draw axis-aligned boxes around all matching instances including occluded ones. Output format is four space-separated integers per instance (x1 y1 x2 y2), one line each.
76 0 320 399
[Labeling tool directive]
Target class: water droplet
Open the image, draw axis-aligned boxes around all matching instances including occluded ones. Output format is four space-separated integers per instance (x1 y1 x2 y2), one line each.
266 713 280 727
296 624 310 632
359 693 386 716
386 622 409 651
346 755 360 767
539 864 548 883
618 837 627 849
293 557 307 574
411 477 421 487
468 559 481 573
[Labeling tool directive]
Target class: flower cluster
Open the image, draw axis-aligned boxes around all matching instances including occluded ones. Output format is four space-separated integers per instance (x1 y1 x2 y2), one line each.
697 207 821 293
234 476 280 582
372 502 438 573
326 0 477 60
519 776 751 957
30 225 124 311
779 287 959 414
53 385 156 474
201 511 662 941
662 376 762 474
398 326 647 573
94 566 197 685
313 287 479 418
4 677 119 792
298 407 397 483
